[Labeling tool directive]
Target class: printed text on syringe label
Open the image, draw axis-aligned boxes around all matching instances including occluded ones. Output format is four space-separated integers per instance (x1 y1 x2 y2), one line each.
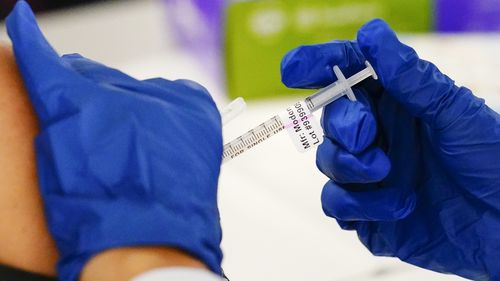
278 101 323 152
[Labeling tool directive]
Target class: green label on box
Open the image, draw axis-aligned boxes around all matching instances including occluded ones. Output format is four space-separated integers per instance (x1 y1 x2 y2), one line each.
225 0 431 100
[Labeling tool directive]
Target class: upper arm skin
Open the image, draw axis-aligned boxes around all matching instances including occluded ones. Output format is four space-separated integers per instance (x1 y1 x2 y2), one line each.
0 43 58 276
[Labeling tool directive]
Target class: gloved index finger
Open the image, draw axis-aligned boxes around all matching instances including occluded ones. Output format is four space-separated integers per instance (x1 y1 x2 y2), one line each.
280 41 367 89
6 1 74 96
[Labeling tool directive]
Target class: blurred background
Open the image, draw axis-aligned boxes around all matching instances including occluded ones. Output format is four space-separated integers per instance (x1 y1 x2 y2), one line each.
1 0 500 280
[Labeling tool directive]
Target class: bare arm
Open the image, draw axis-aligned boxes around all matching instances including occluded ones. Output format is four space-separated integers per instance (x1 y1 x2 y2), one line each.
81 248 207 281
0 43 58 277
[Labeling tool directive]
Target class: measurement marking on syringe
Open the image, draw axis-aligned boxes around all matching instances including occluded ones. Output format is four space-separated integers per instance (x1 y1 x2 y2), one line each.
223 116 285 162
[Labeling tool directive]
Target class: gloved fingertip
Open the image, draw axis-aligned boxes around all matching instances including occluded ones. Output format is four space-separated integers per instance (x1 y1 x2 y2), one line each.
280 46 310 88
357 19 395 49
316 143 335 180
316 140 391 184
322 93 377 154
358 18 392 36
7 1 33 22
280 44 338 89
320 181 339 218
360 148 392 182
6 0 64 88
7 1 44 46
357 19 393 66
281 41 367 90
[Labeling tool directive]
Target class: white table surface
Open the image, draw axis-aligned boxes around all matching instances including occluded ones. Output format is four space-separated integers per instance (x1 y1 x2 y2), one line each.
2 1 499 280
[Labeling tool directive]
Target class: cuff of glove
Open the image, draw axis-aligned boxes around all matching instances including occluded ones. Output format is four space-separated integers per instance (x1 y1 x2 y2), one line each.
44 196 223 281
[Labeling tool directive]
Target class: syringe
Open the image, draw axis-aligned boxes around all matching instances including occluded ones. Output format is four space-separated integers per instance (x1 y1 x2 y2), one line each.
222 61 378 163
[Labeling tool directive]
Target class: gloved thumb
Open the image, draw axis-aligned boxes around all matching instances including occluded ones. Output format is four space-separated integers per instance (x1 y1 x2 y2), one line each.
357 19 482 130
7 1 67 86
6 1 81 125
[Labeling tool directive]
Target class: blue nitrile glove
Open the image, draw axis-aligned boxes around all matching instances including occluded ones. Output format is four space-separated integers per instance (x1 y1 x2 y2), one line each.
6 2 223 280
281 19 500 281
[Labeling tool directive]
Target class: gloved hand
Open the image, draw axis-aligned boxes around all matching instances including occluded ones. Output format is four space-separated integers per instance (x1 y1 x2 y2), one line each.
281 19 500 281
6 2 223 280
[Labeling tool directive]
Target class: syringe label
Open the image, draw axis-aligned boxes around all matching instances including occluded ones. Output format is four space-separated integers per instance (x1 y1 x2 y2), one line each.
278 101 323 153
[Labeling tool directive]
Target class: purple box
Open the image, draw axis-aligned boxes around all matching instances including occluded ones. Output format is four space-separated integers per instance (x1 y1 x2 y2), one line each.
164 0 225 83
164 0 223 50
437 0 500 32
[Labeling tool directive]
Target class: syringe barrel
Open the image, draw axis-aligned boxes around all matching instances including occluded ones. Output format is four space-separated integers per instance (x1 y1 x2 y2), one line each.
305 61 377 112
304 81 346 112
